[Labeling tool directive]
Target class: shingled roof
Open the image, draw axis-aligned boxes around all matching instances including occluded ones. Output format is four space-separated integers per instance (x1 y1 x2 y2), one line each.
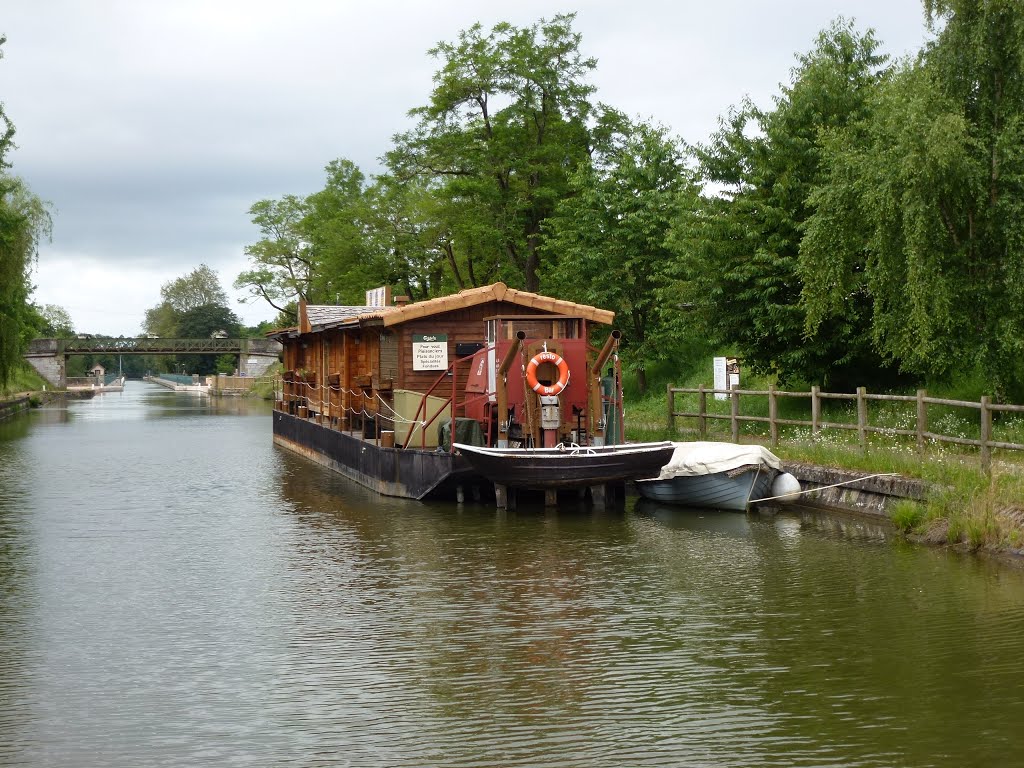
305 304 396 331
280 283 614 337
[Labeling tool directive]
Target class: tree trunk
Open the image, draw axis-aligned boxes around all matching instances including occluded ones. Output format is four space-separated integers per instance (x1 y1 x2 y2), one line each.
636 366 647 395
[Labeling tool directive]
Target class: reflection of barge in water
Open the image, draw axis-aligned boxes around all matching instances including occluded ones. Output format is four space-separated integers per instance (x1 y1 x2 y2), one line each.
269 282 635 505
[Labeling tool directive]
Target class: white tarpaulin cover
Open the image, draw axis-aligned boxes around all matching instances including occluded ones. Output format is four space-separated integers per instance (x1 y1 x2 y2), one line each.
656 441 783 479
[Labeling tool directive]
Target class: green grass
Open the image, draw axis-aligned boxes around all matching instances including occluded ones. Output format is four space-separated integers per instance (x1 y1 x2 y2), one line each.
890 499 925 533
0 364 50 398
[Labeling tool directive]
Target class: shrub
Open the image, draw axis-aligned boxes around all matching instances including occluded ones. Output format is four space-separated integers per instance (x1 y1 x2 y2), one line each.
890 500 924 533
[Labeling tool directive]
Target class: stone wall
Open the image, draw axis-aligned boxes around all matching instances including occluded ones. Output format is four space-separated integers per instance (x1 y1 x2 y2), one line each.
785 461 931 518
0 396 30 421
25 354 65 388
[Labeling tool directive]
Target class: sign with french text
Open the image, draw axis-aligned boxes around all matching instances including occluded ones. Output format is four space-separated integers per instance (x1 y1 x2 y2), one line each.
413 334 448 371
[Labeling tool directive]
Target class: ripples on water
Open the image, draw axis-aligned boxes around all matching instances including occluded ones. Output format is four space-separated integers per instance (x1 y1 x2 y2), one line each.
1 383 1024 767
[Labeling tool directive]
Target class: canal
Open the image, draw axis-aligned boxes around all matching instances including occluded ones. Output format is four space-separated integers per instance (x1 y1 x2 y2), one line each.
1 382 1023 767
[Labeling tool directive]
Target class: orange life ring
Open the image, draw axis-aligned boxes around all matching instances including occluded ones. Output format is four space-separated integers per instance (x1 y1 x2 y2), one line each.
525 351 570 396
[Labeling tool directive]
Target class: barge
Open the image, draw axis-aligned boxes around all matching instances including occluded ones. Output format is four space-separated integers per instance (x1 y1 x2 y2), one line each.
270 282 632 505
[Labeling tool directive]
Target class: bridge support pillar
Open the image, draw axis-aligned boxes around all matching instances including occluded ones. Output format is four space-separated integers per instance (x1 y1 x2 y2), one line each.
238 352 279 377
238 339 281 377
25 340 65 388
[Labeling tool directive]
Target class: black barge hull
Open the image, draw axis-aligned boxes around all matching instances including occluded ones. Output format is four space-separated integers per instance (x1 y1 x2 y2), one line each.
273 411 478 500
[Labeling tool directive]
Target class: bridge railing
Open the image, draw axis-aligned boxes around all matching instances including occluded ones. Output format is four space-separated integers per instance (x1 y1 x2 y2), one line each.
27 337 283 356
156 373 198 385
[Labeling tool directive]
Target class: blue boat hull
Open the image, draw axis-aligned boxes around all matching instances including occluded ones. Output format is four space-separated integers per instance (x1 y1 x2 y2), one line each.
634 466 775 512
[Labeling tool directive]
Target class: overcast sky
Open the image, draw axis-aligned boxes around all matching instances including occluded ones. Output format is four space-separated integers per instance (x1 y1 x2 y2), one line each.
2 0 932 336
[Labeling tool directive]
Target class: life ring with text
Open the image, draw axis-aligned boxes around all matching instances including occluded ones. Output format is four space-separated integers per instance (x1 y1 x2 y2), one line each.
525 352 570 396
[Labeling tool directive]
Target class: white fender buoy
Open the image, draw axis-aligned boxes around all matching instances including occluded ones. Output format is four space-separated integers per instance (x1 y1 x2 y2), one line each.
770 472 801 505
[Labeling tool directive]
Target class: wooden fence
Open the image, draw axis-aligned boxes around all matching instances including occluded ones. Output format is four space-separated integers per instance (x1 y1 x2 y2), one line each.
666 385 1024 472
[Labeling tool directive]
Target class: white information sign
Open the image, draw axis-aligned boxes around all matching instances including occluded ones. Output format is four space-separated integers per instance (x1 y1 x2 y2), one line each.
713 357 727 401
413 334 448 371
365 286 388 307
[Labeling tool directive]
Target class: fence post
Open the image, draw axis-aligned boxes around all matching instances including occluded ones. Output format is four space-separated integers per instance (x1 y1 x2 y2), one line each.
666 384 675 435
730 382 740 443
811 385 820 438
980 395 992 474
698 385 707 440
769 383 778 448
916 389 927 457
857 386 867 453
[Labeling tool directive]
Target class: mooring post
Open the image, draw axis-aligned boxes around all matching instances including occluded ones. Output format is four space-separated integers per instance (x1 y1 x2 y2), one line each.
545 489 557 507
495 484 516 510
590 484 606 511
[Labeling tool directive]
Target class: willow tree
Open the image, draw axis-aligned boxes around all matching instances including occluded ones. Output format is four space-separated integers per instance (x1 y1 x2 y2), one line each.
0 36 51 388
800 0 1024 399
389 13 597 292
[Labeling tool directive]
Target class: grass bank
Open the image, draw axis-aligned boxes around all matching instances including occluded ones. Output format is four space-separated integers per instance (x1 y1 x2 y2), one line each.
622 368 1024 557
0 365 50 401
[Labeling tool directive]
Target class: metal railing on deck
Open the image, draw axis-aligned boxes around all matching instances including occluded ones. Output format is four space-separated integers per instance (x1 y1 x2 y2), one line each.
278 352 490 452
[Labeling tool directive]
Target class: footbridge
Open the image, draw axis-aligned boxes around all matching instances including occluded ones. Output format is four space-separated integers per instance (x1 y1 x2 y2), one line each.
25 337 282 388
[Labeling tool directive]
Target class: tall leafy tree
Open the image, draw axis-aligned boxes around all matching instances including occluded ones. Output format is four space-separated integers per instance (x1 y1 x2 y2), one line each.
801 0 1024 399
389 13 597 291
176 303 242 375
35 303 75 337
0 36 51 388
142 264 233 338
543 119 696 393
237 159 374 317
670 20 892 389
303 159 373 304
236 194 312 320
362 174 449 300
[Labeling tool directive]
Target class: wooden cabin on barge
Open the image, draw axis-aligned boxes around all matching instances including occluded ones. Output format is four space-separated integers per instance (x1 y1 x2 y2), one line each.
269 282 625 501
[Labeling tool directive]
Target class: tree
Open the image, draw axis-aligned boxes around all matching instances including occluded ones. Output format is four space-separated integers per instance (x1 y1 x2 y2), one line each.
142 301 178 338
670 20 893 389
143 264 232 337
361 174 450 300
389 13 597 291
35 303 75 337
237 159 375 318
303 159 373 304
236 195 311 321
175 303 242 375
543 119 697 393
0 36 52 388
801 1 1024 399
159 263 229 314
176 303 241 339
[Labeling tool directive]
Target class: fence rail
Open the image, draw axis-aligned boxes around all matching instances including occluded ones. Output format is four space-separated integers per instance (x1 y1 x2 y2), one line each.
667 385 1024 472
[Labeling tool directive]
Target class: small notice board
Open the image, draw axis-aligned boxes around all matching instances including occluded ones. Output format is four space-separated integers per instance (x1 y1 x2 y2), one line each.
713 356 740 400
413 334 448 371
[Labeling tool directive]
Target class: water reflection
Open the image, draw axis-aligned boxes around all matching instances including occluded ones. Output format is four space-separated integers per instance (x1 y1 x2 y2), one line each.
1 383 1023 767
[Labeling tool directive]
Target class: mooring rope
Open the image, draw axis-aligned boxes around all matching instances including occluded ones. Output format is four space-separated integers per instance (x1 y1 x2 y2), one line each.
749 472 900 504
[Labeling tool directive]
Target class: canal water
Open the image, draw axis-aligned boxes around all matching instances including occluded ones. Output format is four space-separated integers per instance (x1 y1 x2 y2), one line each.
2 382 1023 767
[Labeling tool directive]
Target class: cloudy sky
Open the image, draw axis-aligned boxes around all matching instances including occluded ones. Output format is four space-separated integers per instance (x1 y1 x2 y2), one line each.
2 0 932 336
